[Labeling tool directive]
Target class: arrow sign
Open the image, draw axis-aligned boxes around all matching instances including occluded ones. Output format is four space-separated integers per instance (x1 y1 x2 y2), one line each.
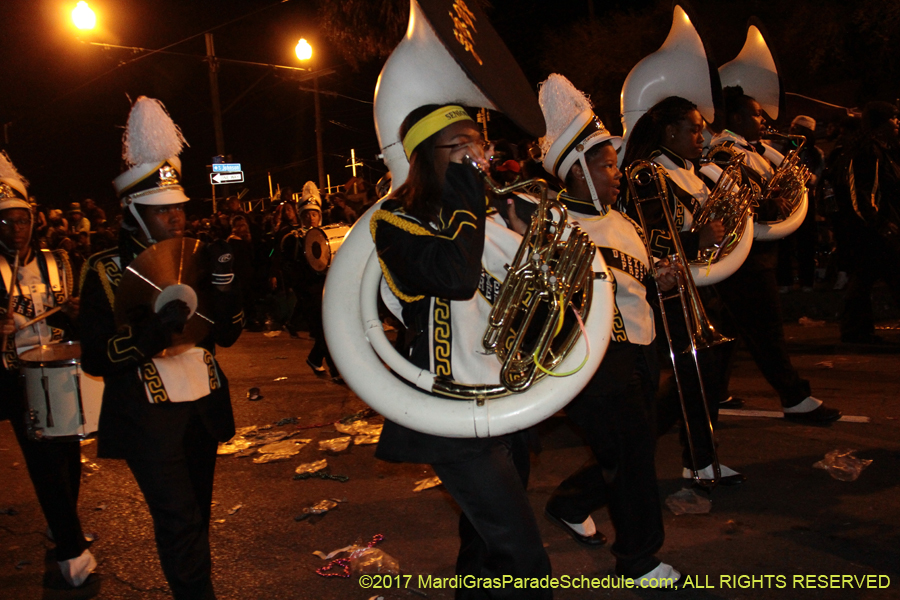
212 163 242 173
210 172 244 184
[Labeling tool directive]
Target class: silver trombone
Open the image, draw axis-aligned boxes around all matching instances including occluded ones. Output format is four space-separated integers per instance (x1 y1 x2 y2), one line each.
624 160 732 490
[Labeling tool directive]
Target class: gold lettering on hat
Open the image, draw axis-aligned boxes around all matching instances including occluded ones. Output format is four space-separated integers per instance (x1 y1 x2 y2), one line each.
449 0 482 66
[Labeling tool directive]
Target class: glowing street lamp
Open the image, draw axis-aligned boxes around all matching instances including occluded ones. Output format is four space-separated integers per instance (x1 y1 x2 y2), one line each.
295 38 313 62
71 2 96 30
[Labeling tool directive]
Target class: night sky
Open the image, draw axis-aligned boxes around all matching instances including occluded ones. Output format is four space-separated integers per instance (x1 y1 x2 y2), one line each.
0 0 895 217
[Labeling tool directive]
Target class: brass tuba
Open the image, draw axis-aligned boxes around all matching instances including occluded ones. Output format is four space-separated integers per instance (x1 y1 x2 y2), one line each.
688 150 757 285
322 0 614 438
625 160 729 487
758 127 812 234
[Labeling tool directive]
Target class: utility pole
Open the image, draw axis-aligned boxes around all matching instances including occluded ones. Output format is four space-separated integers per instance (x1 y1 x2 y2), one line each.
313 73 325 190
205 33 225 157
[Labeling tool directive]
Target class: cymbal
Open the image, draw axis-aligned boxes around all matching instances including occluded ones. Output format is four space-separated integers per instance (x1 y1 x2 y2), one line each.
114 237 212 356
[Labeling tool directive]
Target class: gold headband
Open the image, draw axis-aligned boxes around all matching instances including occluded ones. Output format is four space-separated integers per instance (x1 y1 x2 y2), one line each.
402 105 474 158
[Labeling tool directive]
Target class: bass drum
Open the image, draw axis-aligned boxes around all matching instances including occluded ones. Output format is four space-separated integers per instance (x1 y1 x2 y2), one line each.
305 223 350 273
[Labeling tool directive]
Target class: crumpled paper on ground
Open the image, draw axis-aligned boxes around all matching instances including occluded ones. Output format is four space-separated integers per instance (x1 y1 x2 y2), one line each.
813 449 873 481
319 437 352 453
296 459 328 475
335 421 383 436
218 426 303 456
413 476 442 492
665 488 712 515
252 439 312 463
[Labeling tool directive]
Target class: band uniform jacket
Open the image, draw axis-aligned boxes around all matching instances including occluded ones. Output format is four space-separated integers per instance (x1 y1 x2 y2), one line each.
79 236 244 460
370 163 504 465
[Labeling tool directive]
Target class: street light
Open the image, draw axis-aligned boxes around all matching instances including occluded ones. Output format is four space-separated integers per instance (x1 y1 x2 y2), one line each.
295 39 325 190
295 39 312 62
71 2 96 30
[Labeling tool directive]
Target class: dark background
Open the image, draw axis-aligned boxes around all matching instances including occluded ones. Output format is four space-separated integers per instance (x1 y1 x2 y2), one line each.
0 0 897 217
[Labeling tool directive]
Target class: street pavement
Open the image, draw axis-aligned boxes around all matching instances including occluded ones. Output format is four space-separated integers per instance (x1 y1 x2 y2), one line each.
1 316 899 600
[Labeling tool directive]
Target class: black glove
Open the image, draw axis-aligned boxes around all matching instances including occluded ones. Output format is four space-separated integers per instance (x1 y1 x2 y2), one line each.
156 299 190 335
127 300 190 358
208 240 235 289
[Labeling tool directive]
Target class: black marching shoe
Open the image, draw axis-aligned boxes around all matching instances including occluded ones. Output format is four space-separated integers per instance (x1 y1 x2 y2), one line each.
544 508 607 547
783 397 842 423
683 464 746 487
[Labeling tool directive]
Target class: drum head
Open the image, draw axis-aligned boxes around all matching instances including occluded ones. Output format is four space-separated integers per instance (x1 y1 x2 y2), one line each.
305 224 349 273
19 341 81 367
114 237 211 356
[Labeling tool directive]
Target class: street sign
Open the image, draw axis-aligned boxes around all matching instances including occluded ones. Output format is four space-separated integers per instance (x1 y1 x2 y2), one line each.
212 163 242 173
210 171 244 184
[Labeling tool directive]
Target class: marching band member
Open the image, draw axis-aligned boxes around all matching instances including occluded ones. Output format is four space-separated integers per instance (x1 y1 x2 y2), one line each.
708 86 841 422
0 152 96 587
538 74 683 588
294 182 339 380
619 96 744 486
833 101 900 344
80 97 244 599
371 104 552 599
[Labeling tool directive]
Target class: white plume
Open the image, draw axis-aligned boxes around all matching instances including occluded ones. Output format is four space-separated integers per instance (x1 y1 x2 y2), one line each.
122 97 188 167
538 74 593 156
301 181 321 205
0 151 28 191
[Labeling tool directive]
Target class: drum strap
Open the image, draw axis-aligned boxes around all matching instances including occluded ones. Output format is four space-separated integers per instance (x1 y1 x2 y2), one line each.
0 256 12 298
40 249 62 292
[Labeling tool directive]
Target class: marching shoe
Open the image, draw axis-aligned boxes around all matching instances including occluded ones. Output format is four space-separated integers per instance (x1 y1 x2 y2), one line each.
683 464 746 486
306 357 327 374
59 549 96 588
628 562 683 590
719 395 744 408
544 508 606 547
783 396 842 423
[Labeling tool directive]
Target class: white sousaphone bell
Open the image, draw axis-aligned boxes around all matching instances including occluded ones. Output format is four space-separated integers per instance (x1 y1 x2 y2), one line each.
322 0 614 438
620 3 753 286
719 21 809 241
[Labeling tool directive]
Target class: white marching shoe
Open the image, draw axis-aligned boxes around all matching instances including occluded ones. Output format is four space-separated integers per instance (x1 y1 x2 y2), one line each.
629 562 682 589
59 549 96 587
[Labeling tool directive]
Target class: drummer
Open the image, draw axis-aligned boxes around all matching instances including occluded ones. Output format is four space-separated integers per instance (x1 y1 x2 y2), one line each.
0 151 96 587
292 182 341 380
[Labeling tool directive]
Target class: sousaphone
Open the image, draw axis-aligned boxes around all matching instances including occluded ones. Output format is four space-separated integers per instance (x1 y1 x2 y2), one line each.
322 0 614 438
718 20 808 241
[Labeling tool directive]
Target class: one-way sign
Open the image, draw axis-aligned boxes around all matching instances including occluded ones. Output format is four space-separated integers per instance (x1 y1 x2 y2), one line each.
210 172 244 184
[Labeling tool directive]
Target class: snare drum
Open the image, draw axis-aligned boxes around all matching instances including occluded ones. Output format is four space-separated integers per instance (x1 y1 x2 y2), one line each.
19 342 104 442
304 223 350 272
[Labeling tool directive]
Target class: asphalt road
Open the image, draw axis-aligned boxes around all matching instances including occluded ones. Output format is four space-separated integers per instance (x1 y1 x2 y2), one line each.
2 319 899 600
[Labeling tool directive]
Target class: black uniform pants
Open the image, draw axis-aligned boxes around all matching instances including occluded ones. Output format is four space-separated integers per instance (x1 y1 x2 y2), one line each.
840 229 900 341
126 413 219 600
431 433 552 600
2 371 88 562
777 203 818 288
546 342 664 578
714 256 811 408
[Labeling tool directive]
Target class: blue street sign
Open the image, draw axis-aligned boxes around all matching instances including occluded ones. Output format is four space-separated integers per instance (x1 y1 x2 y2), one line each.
212 163 242 173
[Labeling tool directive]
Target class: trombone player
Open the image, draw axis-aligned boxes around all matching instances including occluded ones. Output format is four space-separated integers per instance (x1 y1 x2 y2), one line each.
620 96 746 486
